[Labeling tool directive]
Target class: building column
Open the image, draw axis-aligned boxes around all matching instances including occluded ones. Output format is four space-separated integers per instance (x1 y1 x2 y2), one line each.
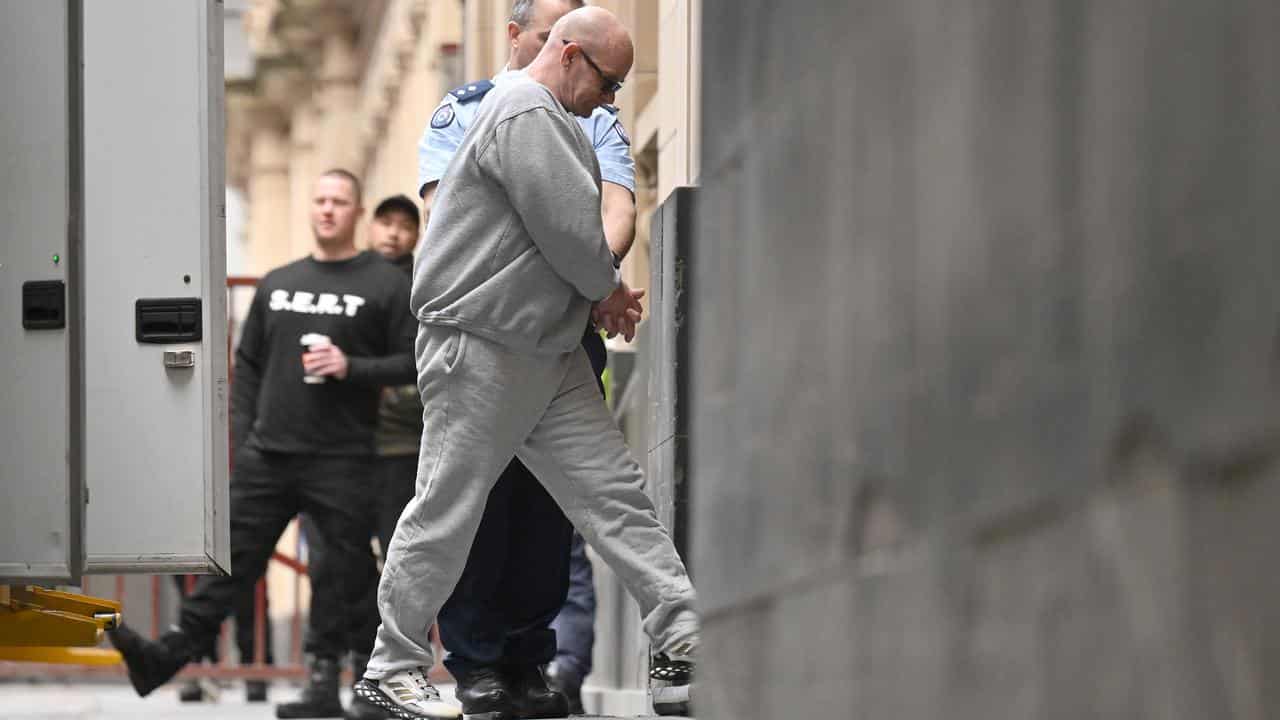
464 0 506 81
289 103 321 260
657 0 697 200
246 121 292 275
314 25 361 174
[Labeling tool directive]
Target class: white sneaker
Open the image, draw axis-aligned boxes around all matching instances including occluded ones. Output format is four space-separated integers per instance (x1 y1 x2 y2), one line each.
353 667 461 720
650 637 696 716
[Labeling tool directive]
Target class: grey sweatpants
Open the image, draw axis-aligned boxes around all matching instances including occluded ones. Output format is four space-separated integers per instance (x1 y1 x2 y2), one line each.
365 325 698 678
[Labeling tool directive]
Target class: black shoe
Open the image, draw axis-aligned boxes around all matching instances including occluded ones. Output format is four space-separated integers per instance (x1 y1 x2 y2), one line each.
453 665 515 720
506 665 568 720
276 655 344 718
345 693 391 720
542 662 583 716
350 653 371 685
178 677 206 703
107 623 192 697
343 654 389 720
247 679 270 703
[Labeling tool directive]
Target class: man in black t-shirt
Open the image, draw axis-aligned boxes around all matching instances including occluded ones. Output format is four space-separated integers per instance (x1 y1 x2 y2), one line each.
109 169 417 717
300 194 425 720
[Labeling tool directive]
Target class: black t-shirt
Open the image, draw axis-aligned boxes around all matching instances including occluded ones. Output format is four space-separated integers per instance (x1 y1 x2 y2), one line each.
231 251 417 456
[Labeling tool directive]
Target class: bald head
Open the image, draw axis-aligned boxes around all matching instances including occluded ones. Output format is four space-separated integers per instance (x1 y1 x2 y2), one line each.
548 6 633 63
526 6 633 117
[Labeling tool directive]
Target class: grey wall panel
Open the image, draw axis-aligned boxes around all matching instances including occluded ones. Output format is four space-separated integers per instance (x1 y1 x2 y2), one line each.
647 187 697 563
694 0 1280 717
82 0 228 574
0 1 78 583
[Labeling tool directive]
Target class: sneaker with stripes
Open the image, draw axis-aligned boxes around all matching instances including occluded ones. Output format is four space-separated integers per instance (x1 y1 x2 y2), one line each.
650 637 697 716
353 667 461 720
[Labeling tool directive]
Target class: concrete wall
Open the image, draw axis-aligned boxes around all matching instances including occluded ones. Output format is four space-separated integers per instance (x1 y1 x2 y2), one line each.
692 1 1280 718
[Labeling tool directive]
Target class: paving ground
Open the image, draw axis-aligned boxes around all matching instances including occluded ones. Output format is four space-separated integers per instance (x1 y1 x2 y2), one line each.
1 682 366 720
0 681 681 720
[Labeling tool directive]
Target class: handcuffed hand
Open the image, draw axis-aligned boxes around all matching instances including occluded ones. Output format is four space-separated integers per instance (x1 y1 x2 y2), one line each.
592 282 645 342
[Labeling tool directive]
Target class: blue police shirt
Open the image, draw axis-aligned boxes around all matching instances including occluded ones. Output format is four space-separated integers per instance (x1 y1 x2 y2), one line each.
416 71 635 198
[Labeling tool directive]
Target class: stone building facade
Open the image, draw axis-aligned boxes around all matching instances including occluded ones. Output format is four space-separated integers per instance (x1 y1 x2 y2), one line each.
227 0 701 311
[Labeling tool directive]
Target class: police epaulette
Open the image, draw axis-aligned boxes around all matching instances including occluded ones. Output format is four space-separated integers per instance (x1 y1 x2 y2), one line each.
450 80 494 103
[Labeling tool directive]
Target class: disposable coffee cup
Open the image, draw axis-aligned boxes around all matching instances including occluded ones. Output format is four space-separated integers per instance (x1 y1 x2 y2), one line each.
300 333 331 384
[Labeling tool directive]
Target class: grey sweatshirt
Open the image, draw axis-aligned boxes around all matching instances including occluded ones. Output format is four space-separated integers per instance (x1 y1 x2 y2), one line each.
411 74 621 354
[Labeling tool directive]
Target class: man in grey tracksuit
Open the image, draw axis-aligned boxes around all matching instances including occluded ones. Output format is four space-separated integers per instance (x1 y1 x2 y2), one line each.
355 8 697 720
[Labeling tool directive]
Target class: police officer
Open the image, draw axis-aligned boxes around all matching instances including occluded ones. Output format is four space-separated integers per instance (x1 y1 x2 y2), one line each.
415 1 635 717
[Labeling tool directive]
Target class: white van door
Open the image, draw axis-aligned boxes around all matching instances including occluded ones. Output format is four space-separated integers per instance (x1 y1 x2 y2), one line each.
0 0 229 581
0 0 84 585
81 0 230 575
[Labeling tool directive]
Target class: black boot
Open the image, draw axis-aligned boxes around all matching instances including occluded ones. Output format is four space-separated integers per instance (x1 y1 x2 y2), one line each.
543 662 583 715
344 692 390 720
107 622 193 697
454 665 516 720
507 665 568 720
178 677 207 703
275 655 344 719
343 653 389 720
247 679 270 703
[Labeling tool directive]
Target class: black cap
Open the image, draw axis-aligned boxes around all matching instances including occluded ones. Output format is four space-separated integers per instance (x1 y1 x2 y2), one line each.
373 194 420 226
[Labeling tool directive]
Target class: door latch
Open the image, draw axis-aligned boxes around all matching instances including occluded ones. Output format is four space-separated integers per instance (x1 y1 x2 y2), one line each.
163 350 195 369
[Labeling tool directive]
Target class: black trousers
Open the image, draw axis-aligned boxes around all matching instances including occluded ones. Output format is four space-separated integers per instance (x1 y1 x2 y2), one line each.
172 574 274 664
179 448 375 660
305 452 417 660
438 329 607 676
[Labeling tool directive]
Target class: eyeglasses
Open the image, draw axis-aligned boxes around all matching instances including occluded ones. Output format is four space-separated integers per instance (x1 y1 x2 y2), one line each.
563 39 624 94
